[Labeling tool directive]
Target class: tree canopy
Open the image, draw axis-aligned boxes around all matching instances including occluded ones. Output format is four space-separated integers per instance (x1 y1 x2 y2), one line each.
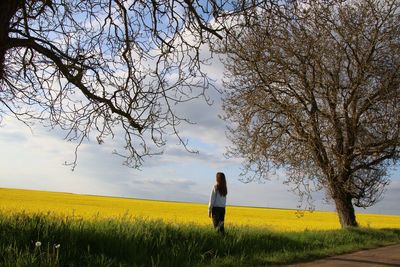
221 0 400 227
0 0 243 168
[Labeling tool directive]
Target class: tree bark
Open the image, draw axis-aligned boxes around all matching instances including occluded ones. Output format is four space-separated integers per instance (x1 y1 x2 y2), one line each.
0 0 23 79
333 191 358 228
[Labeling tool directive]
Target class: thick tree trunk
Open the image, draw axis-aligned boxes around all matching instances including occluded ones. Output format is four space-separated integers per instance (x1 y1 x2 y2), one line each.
0 0 23 79
333 192 358 228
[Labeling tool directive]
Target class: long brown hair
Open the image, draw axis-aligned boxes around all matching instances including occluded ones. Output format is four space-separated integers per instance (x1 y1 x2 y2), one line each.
216 172 227 197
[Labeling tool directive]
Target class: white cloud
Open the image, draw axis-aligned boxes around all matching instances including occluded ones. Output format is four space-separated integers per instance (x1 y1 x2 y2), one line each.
1 33 400 216
2 105 400 215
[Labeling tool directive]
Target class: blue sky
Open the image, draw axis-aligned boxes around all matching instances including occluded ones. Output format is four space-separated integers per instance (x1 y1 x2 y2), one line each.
1 87 400 216
1 53 400 216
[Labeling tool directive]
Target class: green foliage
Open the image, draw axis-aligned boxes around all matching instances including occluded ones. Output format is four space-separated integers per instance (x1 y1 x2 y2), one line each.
0 212 399 266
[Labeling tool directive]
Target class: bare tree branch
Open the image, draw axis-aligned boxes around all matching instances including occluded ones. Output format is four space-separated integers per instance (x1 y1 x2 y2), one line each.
0 0 253 168
220 0 400 227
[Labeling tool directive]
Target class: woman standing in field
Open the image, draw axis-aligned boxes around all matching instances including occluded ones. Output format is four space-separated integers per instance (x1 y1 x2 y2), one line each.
208 172 227 233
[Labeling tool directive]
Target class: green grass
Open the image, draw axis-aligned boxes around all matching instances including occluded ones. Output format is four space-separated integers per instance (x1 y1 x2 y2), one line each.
0 212 399 267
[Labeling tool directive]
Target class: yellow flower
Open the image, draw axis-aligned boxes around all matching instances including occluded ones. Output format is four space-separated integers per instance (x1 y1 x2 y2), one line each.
1 188 399 231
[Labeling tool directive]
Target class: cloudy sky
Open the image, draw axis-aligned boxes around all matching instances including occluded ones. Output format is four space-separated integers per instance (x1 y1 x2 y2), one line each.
1 54 400 216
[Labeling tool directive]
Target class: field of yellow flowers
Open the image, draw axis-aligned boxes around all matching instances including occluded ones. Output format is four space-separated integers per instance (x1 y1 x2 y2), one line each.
1 188 399 231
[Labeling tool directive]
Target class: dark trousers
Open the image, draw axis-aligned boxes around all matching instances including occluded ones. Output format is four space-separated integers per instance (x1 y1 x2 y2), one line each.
212 207 225 233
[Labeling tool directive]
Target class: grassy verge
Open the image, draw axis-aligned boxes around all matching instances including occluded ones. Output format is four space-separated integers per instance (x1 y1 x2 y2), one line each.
0 212 399 267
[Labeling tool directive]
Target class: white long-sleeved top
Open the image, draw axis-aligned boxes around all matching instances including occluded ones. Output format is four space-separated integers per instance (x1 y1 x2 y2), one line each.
208 185 226 213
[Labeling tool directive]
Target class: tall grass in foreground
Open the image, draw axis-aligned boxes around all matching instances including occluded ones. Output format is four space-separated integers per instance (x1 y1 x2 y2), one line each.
1 212 399 267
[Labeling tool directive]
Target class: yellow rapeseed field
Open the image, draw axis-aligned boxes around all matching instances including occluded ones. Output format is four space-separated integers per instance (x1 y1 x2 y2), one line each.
0 188 399 231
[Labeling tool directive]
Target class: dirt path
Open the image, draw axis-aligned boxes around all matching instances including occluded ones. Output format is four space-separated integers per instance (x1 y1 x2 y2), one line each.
287 244 400 266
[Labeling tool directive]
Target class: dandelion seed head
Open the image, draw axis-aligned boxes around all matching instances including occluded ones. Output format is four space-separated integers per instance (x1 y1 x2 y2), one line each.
55 244 61 249
35 241 42 247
